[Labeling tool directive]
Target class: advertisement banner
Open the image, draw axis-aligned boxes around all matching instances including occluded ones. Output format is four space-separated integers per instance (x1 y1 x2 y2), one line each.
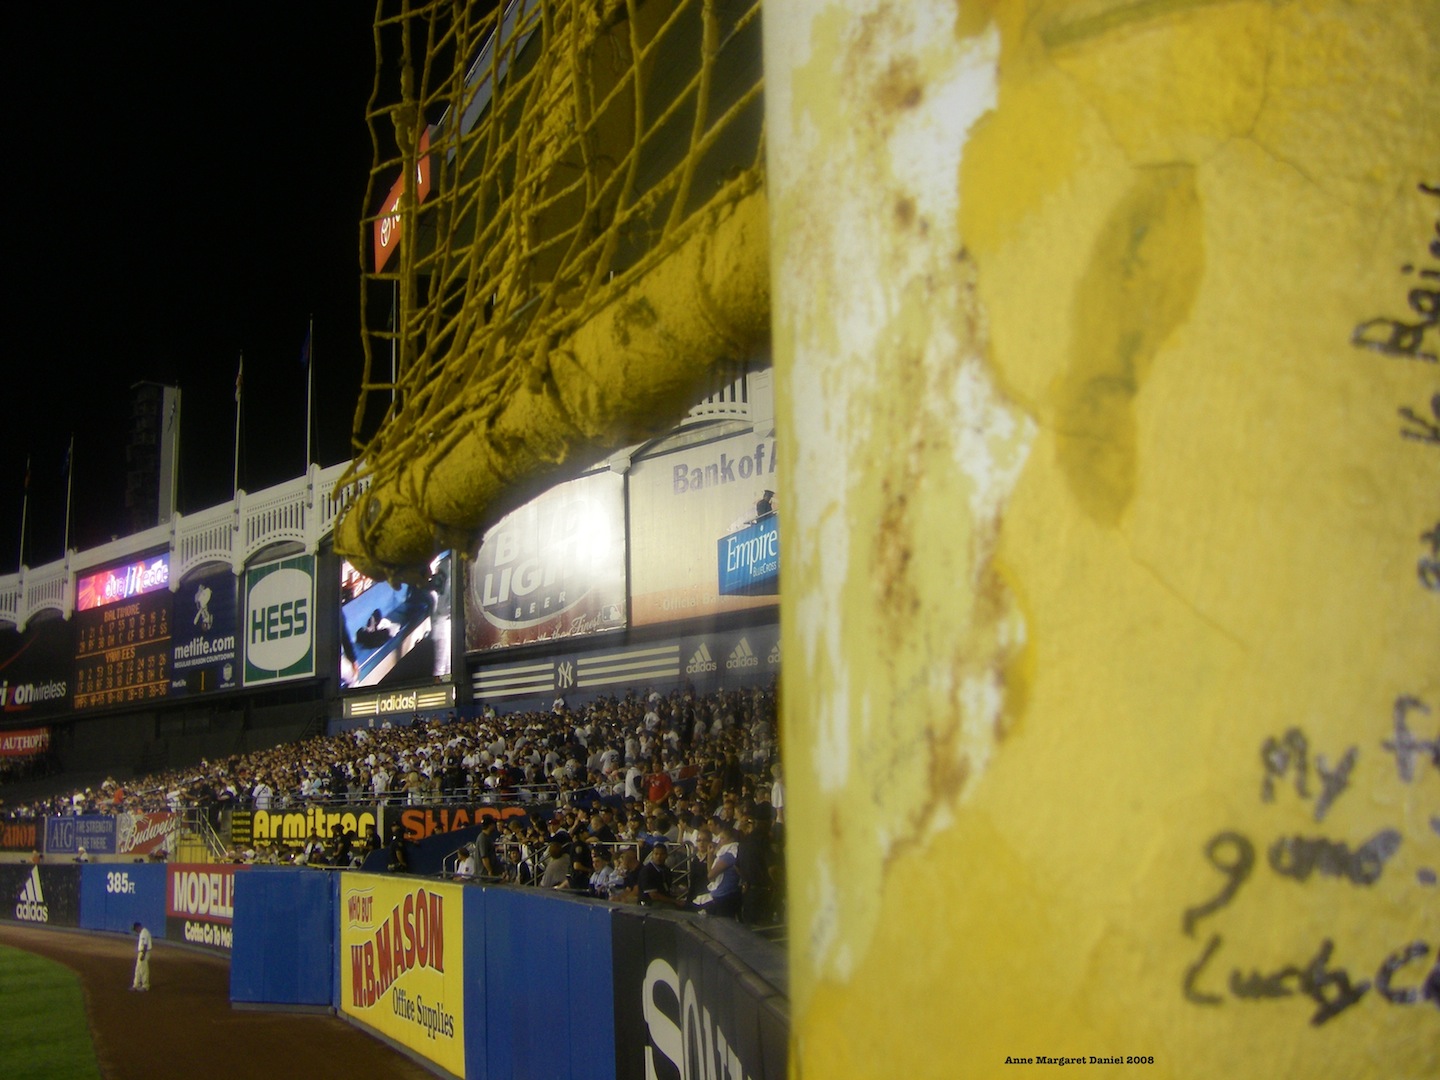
717 514 779 597
243 555 315 686
629 431 780 626
170 567 240 697
340 874 466 1077
342 685 457 722
0 818 39 852
340 550 453 690
116 811 179 857
612 912 787 1080
390 803 551 844
248 806 379 845
464 470 626 652
72 557 172 711
0 864 81 928
165 862 248 951
0 727 50 757
74 552 170 611
43 814 118 856
0 619 72 721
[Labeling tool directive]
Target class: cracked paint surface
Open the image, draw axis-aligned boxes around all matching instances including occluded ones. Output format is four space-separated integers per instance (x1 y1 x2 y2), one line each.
768 0 1033 997
768 1 1439 1077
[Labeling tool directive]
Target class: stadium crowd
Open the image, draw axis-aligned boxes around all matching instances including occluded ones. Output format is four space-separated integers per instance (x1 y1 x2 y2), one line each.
0 682 786 923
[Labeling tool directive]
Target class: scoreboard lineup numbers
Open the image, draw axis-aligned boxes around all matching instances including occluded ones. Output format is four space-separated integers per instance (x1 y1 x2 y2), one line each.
73 596 171 709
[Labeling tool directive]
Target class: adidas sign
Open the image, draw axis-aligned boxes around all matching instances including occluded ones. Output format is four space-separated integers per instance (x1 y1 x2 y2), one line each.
15 867 49 923
767 641 781 666
726 637 760 670
686 643 718 674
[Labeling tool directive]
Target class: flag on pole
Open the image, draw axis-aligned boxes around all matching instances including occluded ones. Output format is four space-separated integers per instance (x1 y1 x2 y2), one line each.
23 455 30 492
235 355 244 403
62 438 72 477
300 325 312 370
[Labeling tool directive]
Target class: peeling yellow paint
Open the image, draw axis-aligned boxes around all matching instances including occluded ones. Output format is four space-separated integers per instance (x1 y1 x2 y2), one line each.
770 0 1439 1076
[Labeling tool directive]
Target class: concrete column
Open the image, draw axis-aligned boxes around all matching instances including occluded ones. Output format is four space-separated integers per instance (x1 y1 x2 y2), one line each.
765 2 1438 1076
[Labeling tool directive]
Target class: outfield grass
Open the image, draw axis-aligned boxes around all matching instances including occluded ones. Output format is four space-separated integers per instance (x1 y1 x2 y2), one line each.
0 943 104 1080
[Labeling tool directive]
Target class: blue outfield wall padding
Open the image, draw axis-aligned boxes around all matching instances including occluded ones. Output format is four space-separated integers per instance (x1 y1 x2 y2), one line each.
464 885 489 1080
79 863 167 936
230 867 334 1006
567 902 616 1080
474 887 617 1080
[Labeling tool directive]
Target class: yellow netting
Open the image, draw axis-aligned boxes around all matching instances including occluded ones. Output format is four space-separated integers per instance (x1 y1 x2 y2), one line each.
338 0 767 580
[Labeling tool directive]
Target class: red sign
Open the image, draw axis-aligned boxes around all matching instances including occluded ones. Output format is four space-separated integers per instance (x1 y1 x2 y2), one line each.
166 863 245 925
0 727 49 757
0 819 38 851
75 554 170 611
373 127 432 271
117 811 179 855
397 803 536 843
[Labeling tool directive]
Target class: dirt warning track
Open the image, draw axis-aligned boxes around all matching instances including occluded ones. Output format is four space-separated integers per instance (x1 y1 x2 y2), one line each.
0 924 438 1080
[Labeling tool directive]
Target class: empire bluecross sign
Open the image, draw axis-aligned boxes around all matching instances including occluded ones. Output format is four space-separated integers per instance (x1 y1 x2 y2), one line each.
717 514 779 597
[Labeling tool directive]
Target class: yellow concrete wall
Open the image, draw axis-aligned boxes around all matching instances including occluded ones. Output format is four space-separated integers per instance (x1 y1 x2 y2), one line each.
764 1 1438 1077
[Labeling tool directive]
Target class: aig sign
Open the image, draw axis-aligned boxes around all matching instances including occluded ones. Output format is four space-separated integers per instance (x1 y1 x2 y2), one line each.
243 556 315 685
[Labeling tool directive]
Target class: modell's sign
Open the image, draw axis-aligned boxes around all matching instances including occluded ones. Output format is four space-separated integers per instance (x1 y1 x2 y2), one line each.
166 863 247 951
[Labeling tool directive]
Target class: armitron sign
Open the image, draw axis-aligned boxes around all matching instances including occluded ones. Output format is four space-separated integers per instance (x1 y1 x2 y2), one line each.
252 807 377 842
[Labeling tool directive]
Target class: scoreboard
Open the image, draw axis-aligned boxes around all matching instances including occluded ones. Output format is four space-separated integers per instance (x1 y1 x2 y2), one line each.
72 554 172 711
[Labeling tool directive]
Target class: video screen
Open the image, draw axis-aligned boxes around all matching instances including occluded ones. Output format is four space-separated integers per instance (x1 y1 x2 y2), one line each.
339 551 452 690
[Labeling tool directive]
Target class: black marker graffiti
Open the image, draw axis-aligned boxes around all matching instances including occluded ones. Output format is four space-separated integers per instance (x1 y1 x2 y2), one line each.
1381 696 1439 782
1184 934 1437 1025
1399 394 1440 445
1261 729 1310 802
1182 832 1254 937
1259 729 1355 821
1267 829 1402 886
1420 522 1440 592
1350 183 1440 364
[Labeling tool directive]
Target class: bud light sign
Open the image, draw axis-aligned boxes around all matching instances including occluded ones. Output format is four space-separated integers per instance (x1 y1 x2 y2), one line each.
717 515 779 597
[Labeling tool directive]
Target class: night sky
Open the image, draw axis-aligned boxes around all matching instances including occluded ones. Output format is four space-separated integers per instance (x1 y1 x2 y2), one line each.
3 5 390 571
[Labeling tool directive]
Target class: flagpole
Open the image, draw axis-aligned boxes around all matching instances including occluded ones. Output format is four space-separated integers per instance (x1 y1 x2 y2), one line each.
63 434 75 556
17 454 29 571
234 351 244 497
305 317 314 469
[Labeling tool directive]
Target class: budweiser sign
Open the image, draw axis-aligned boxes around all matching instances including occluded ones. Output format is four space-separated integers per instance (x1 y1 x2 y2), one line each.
117 812 178 855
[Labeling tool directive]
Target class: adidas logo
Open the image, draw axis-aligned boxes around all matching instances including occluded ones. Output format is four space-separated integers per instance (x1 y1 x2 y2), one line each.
15 866 49 923
767 641 781 666
726 637 760 670
686 643 718 674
